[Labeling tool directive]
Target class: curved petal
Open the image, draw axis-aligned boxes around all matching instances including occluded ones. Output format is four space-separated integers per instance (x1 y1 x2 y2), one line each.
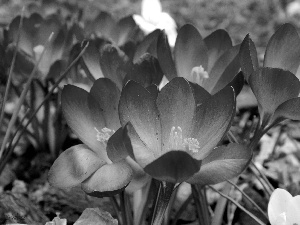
264 23 300 74
62 85 108 159
81 40 104 80
203 45 240 93
187 143 251 186
48 144 104 189
157 31 177 81
239 34 259 81
192 86 236 160
81 159 133 195
133 29 161 63
88 78 121 131
144 150 201 183
204 29 232 73
156 77 196 153
210 53 241 95
99 44 129 90
271 97 300 125
112 15 137 45
268 188 293 225
124 122 157 167
174 24 208 78
119 80 161 156
286 195 300 224
249 68 300 126
124 53 163 87
188 82 211 106
107 127 130 162
93 11 116 38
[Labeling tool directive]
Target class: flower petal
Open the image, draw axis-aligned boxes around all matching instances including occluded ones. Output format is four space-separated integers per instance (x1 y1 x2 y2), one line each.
62 85 107 158
192 86 236 160
156 77 196 153
107 127 130 162
203 45 240 93
81 160 133 197
239 34 259 81
92 11 116 38
133 29 161 63
124 53 163 87
174 24 208 78
268 188 293 225
99 44 129 90
271 97 300 125
204 29 232 73
144 151 201 183
286 195 300 224
210 53 241 95
157 31 177 81
187 143 251 186
81 40 104 80
88 78 121 131
48 144 104 188
112 15 137 46
264 23 300 74
119 80 161 156
124 122 157 167
188 82 211 106
249 67 300 126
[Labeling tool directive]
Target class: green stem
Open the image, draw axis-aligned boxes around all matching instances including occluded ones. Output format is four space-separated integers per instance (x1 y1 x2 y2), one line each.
151 181 175 225
208 185 266 225
120 191 128 225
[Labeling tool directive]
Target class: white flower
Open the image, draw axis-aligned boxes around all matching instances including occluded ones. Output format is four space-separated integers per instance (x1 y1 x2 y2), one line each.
268 188 300 225
133 0 177 47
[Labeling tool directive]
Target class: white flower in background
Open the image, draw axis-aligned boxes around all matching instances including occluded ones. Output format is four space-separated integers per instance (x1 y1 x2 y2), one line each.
133 0 177 47
268 188 300 225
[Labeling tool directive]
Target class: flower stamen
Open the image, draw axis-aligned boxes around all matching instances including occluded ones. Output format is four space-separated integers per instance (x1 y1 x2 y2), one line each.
94 127 115 143
169 126 200 153
190 65 209 86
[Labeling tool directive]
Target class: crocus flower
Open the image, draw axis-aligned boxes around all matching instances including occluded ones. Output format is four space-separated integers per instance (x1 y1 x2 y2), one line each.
84 11 140 46
109 77 251 185
7 13 81 78
133 0 177 47
156 24 243 95
240 24 300 130
268 188 300 225
48 78 138 196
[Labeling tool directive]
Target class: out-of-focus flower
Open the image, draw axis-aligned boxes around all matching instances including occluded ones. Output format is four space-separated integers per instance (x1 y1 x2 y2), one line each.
109 77 251 185
84 11 141 46
6 13 83 78
133 0 177 47
268 188 300 225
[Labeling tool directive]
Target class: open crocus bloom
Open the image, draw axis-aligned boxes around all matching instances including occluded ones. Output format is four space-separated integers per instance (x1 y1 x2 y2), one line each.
156 24 243 95
268 188 300 225
133 0 177 47
48 78 148 196
110 77 251 185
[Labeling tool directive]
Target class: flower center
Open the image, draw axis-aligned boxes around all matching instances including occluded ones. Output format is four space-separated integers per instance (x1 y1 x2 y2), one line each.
94 127 115 143
190 65 209 86
169 126 200 153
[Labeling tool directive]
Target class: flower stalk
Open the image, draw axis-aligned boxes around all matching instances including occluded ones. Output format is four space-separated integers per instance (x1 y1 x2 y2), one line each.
151 181 175 225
